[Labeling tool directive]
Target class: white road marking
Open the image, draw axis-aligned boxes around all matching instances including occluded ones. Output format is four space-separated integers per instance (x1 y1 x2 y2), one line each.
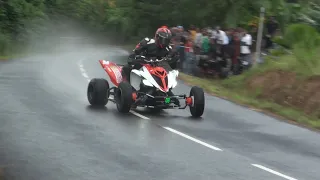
130 110 150 119
82 73 89 78
78 60 90 81
251 164 298 180
162 127 222 151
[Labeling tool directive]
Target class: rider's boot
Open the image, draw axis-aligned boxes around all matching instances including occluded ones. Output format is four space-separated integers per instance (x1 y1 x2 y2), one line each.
121 65 131 83
134 94 148 107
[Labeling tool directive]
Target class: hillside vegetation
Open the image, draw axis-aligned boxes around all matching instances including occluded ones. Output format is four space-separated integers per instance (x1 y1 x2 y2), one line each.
1 0 319 55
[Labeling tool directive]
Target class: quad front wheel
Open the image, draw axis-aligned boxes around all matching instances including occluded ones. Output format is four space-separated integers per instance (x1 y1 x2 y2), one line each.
115 82 133 113
189 86 205 117
87 78 110 106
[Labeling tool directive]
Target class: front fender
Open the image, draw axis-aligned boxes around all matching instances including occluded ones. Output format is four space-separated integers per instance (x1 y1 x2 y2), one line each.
168 70 179 89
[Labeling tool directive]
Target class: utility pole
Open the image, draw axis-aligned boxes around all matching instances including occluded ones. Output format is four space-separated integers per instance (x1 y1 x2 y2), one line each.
255 7 265 65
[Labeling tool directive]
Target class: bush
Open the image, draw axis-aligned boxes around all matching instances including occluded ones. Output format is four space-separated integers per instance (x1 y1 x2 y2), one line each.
293 43 320 75
273 36 290 48
283 23 320 49
269 47 287 56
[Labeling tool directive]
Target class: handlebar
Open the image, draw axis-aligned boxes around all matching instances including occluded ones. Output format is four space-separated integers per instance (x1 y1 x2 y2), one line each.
135 55 169 63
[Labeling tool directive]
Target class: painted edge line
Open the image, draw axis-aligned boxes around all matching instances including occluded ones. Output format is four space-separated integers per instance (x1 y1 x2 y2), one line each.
163 127 222 151
251 164 298 180
130 110 150 119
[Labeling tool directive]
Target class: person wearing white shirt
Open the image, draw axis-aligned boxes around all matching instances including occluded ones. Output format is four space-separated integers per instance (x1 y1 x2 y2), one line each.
240 30 252 67
211 26 220 39
214 29 229 60
215 30 228 45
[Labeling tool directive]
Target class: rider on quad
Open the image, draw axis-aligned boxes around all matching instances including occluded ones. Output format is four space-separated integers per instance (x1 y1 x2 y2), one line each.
121 27 180 105
122 27 178 81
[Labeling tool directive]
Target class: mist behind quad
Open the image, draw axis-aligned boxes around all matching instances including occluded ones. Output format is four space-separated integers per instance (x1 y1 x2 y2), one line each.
21 15 122 57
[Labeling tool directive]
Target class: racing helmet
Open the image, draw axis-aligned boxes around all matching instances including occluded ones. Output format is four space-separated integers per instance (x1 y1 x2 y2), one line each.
155 28 172 48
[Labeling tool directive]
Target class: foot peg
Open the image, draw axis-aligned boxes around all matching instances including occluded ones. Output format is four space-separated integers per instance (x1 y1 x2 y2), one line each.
135 95 148 105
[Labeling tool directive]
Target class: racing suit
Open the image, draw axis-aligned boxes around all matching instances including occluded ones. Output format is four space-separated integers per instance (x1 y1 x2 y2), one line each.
122 37 178 82
122 37 180 105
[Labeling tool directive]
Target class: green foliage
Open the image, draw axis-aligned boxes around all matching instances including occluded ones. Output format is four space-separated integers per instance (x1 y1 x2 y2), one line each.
284 24 320 48
1 0 320 55
269 47 287 56
292 44 320 75
272 36 290 48
264 23 320 76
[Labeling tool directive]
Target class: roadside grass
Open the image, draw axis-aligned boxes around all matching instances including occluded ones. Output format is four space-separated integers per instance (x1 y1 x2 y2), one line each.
0 45 29 60
179 53 320 130
0 54 21 60
0 53 29 60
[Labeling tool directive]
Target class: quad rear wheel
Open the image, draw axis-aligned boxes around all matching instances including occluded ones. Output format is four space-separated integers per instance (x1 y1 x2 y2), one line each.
189 86 205 117
87 78 110 106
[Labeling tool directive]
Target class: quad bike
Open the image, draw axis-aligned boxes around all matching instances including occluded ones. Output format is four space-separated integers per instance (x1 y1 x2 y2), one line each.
86 55 205 117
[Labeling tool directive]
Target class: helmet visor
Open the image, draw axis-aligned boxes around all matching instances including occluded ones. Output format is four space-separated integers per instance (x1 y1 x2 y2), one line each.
158 34 170 46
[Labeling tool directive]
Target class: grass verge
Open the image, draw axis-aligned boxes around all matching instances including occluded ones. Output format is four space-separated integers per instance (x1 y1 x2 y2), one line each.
0 53 29 61
0 55 14 61
179 54 320 131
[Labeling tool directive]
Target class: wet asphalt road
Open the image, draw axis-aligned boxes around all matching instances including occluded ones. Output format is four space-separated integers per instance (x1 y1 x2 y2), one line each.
0 44 319 180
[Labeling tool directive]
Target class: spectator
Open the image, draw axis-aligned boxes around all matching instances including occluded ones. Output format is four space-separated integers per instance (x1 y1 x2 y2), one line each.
184 37 194 74
189 25 197 42
215 28 228 45
194 28 202 54
240 29 252 67
170 27 179 46
177 26 187 45
214 28 229 59
250 26 257 52
201 31 210 54
265 16 279 49
177 26 187 69
230 29 241 74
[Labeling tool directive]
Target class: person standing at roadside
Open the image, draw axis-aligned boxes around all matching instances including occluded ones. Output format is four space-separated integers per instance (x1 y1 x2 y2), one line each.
194 28 202 54
201 30 210 55
176 26 186 70
214 28 229 58
240 29 252 68
265 16 278 50
189 25 197 42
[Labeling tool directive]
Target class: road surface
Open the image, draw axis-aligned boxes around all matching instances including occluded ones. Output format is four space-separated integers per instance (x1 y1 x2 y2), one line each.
0 44 319 180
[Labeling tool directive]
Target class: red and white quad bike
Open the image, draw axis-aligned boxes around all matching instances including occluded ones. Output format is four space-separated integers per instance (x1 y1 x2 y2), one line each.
86 56 205 117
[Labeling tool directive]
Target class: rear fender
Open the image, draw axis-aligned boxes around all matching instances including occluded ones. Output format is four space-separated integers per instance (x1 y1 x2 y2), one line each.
99 60 122 86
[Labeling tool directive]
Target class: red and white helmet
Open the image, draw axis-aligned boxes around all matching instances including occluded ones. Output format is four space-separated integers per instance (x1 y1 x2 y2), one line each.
155 28 172 48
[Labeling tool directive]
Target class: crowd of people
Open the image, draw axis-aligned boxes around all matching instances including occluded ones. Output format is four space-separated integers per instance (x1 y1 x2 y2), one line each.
168 25 254 77
167 17 279 77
